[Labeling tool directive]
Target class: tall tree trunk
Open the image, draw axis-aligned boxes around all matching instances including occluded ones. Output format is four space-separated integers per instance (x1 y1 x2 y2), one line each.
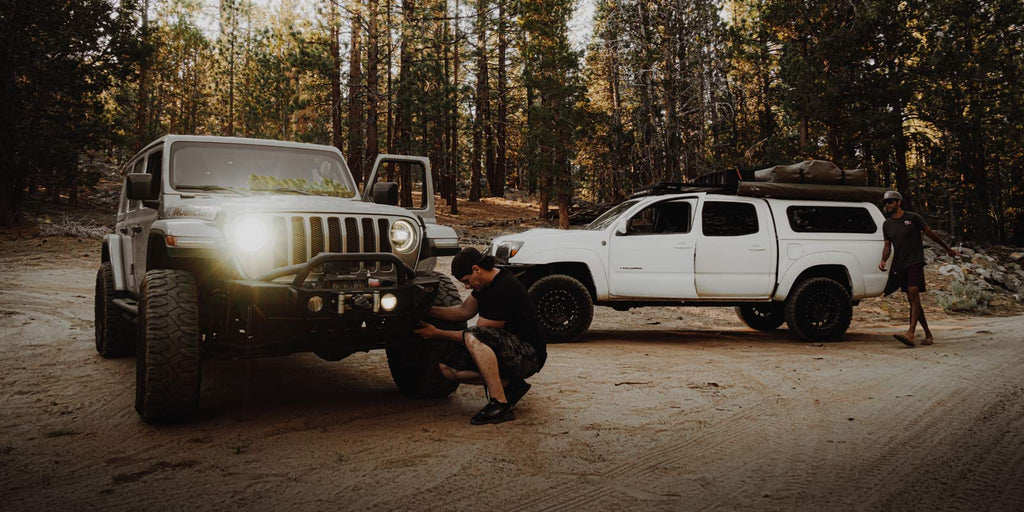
397 0 414 207
491 0 507 197
135 0 151 150
347 0 364 183
0 174 25 226
330 0 343 152
365 0 380 180
469 0 487 202
448 0 460 214
892 103 910 206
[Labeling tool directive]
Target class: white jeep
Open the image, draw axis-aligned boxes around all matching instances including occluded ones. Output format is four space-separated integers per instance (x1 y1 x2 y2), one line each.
490 186 888 342
95 135 462 423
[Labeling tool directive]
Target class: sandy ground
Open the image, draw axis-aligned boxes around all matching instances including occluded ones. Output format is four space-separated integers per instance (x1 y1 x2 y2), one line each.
2 230 1024 511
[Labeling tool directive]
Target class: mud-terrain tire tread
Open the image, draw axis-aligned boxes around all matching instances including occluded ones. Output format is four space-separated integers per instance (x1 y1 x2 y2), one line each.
135 269 202 423
95 262 135 357
387 271 462 399
784 277 853 342
529 274 594 343
735 303 786 332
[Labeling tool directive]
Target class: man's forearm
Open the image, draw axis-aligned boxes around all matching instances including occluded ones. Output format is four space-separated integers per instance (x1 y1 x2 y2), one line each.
430 305 471 322
432 328 465 344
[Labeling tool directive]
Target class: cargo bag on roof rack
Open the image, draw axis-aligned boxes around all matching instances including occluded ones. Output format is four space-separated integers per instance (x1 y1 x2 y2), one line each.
754 160 867 186
737 181 886 203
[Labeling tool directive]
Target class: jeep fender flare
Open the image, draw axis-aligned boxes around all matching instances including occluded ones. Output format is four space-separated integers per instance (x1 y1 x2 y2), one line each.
102 234 128 292
512 248 607 299
773 251 863 301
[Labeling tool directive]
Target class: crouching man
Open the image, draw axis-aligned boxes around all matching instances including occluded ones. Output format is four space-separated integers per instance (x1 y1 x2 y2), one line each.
414 247 546 425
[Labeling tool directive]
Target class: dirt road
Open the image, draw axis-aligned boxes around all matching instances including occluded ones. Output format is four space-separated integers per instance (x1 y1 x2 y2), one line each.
2 239 1023 511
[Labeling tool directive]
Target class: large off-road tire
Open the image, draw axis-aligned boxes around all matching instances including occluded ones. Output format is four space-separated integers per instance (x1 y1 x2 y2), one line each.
735 303 786 332
135 269 202 423
95 262 135 357
528 274 594 343
386 271 462 399
784 277 853 342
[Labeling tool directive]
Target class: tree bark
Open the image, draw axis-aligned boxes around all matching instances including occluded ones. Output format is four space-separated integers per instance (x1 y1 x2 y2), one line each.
469 0 487 202
365 0 380 180
330 0 344 153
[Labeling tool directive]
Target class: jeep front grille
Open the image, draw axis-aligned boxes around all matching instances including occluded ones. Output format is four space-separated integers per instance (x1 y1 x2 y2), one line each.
236 214 394 275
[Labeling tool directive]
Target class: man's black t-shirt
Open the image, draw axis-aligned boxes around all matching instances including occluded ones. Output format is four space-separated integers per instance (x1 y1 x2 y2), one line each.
472 270 546 368
883 211 927 271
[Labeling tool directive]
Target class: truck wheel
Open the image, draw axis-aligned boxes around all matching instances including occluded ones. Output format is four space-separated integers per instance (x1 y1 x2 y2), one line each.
735 303 786 332
529 274 593 343
95 262 135 357
386 271 462 399
135 269 202 423
784 277 852 342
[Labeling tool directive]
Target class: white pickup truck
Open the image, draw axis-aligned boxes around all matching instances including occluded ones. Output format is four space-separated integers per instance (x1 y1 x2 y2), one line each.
490 189 888 342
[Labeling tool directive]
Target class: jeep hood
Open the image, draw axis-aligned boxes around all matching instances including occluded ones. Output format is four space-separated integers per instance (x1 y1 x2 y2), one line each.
172 194 417 219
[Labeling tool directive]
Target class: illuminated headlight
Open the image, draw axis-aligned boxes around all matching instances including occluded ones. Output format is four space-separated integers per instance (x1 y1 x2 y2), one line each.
495 240 524 260
230 217 271 253
380 293 398 312
390 220 417 253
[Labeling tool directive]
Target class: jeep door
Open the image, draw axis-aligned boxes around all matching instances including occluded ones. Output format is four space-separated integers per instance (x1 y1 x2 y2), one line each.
607 198 698 299
363 155 435 223
118 157 146 292
693 198 775 298
124 149 162 290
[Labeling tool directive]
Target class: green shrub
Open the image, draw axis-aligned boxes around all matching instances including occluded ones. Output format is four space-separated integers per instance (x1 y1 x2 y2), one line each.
936 281 992 314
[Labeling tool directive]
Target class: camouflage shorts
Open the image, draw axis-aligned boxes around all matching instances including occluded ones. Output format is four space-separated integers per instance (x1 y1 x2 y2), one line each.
440 326 539 381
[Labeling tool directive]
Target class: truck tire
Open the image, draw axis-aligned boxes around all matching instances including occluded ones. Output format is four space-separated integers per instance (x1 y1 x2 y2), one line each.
529 274 593 343
95 262 135 357
135 269 202 423
735 303 786 332
784 277 852 342
386 271 462 399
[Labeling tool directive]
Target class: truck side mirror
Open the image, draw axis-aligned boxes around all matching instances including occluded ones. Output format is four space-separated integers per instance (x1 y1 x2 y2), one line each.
126 173 156 201
372 182 399 206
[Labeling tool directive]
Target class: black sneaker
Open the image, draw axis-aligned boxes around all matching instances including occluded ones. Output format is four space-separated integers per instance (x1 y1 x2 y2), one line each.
504 379 532 407
470 398 515 425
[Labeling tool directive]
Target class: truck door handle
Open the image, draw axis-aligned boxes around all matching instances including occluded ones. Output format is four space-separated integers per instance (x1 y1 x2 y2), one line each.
748 245 767 251
674 243 694 249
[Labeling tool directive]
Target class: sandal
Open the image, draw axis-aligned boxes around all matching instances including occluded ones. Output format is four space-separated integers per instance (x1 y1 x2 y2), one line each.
921 338 934 346
893 333 915 347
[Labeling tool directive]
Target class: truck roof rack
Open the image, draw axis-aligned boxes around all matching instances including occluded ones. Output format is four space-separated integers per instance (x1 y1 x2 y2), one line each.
629 182 729 198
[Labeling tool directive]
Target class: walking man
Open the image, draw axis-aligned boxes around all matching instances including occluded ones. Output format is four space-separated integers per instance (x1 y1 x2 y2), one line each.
414 247 546 424
879 190 958 346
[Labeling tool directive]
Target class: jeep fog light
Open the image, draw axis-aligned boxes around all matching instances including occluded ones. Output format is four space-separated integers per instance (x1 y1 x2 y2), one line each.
231 217 270 253
380 293 398 312
308 296 324 312
390 220 417 253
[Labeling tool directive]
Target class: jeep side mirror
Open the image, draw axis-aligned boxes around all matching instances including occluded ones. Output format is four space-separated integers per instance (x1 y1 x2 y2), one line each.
126 173 156 201
371 182 399 206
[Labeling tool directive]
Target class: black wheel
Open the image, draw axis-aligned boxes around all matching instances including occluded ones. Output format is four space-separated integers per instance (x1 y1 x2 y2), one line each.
784 277 852 342
386 271 462 399
95 262 135 357
135 269 202 423
735 303 786 332
528 274 593 343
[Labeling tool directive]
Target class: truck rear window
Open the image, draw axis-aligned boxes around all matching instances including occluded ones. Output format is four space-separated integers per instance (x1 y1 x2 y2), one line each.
786 206 877 233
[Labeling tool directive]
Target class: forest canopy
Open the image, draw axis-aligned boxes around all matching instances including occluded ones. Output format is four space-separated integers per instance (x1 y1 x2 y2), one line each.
1 0 1022 243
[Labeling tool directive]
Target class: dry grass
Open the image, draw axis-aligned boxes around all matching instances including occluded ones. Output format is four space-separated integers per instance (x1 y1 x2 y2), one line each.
37 214 110 239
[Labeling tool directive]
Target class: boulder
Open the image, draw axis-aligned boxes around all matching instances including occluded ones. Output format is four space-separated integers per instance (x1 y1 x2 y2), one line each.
938 264 965 281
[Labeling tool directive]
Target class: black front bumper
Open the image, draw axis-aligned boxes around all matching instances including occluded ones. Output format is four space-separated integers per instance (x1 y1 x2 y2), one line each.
214 253 439 357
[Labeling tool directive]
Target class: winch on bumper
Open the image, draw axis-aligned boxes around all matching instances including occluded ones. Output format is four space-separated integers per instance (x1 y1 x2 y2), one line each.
215 252 439 356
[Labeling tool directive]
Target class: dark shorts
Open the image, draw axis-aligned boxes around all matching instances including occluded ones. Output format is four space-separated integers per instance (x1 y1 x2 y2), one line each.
899 263 926 293
440 326 539 381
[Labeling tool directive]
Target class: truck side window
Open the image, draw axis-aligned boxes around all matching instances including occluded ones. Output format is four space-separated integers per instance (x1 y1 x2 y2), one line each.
626 201 692 235
786 206 876 233
702 201 758 236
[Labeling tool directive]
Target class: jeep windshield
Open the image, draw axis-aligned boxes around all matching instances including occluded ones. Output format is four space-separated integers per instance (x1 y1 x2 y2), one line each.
587 200 640 230
170 141 357 198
